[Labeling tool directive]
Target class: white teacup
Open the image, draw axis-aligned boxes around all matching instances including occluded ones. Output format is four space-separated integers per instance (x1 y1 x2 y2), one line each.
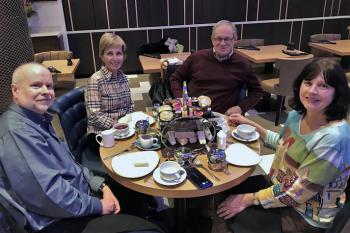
114 123 130 136
95 129 115 147
139 134 158 149
236 124 256 139
159 161 181 181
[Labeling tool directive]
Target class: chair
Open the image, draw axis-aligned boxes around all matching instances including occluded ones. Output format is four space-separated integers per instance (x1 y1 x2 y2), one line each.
0 195 27 233
260 55 314 126
148 60 176 104
34 50 73 63
235 39 265 47
48 87 106 176
310 34 341 57
34 50 76 97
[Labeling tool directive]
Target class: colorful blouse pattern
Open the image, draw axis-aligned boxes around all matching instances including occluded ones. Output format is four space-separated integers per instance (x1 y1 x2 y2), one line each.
257 110 350 228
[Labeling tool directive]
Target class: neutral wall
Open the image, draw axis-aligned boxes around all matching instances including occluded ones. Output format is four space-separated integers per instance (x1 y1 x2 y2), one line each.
60 0 350 76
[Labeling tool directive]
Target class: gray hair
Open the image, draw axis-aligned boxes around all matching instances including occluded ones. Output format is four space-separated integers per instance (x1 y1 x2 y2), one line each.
211 20 238 40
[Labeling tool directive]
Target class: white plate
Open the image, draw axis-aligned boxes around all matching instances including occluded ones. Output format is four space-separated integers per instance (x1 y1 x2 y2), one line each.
114 127 135 140
135 139 162 151
118 112 155 128
111 151 159 178
225 143 261 166
231 129 260 142
153 167 187 186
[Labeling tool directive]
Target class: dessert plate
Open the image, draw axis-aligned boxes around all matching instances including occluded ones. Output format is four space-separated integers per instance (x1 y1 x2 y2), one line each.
225 143 261 166
118 112 155 128
112 151 159 178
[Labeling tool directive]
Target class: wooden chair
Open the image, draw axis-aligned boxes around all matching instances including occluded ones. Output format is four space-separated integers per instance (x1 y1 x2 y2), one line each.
310 34 341 57
260 55 314 126
34 51 76 97
235 39 264 47
34 50 72 63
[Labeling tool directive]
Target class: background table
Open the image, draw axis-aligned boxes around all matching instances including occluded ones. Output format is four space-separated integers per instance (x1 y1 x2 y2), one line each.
42 59 80 81
138 52 190 74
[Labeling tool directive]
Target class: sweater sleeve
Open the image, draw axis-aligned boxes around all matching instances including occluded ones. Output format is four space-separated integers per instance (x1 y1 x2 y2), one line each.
257 130 344 209
170 54 194 98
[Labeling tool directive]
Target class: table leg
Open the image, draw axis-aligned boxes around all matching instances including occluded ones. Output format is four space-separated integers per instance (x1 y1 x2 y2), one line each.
264 62 274 73
174 198 187 232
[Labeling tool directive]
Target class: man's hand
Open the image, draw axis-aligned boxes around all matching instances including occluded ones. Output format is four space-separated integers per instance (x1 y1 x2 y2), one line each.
101 185 120 215
225 106 242 116
217 194 255 219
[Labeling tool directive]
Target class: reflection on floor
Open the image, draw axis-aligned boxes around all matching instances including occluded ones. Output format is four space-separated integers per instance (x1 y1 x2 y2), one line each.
52 74 288 233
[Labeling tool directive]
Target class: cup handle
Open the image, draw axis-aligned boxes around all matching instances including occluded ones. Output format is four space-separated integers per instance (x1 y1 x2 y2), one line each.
174 172 181 181
153 138 159 144
95 134 103 146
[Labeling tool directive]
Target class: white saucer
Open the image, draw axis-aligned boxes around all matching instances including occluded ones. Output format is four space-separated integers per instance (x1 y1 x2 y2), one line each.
153 167 187 186
135 139 162 151
115 128 135 140
118 112 156 128
231 129 260 142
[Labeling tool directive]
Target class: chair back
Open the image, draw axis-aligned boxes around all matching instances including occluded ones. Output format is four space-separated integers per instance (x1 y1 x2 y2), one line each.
310 34 341 57
34 51 73 63
235 39 264 47
275 55 314 96
49 87 87 162
0 195 27 233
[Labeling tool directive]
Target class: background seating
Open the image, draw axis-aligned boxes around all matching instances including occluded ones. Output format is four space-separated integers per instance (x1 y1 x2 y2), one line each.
48 87 105 176
310 34 341 58
34 50 76 97
260 55 314 126
235 39 265 47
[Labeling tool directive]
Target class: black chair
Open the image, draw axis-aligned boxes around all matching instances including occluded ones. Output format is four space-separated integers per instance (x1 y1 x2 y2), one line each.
49 87 105 176
0 196 27 233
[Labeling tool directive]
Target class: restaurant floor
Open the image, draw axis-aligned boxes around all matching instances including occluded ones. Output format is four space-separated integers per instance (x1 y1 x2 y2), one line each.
51 74 285 233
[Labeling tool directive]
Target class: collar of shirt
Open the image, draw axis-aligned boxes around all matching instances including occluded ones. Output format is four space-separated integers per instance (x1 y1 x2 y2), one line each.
212 48 234 62
100 66 124 81
9 103 53 126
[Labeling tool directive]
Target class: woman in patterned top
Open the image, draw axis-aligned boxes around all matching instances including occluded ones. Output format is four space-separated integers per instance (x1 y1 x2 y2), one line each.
85 33 134 155
220 58 350 233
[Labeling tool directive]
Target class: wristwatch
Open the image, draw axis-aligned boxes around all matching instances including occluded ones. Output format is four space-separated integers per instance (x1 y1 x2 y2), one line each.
252 192 260 205
98 182 107 196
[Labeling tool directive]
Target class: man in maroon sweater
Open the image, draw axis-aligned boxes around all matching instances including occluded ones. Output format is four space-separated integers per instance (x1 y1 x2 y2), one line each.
170 20 263 115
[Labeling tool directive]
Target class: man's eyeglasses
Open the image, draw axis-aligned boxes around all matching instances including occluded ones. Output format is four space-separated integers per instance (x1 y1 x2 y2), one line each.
213 37 234 43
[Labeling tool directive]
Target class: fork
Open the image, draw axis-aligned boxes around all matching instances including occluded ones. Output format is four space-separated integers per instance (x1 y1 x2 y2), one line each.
103 143 136 161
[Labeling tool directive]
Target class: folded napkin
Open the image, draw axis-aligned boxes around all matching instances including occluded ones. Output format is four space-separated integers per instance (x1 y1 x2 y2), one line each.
282 50 308 56
234 45 260 51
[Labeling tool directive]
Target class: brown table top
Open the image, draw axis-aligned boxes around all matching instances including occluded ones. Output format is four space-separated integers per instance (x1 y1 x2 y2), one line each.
100 115 261 198
309 40 350 56
138 52 190 74
235 44 310 64
42 59 80 80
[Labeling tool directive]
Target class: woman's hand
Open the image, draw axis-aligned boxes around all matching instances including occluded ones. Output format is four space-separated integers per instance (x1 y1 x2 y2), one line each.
217 193 255 219
101 185 121 215
228 113 252 126
225 106 242 116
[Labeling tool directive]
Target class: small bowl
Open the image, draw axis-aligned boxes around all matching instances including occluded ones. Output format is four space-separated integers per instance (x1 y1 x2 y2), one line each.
236 124 256 139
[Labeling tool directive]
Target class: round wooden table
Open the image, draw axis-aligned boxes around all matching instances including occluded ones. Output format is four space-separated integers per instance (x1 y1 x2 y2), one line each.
100 117 261 231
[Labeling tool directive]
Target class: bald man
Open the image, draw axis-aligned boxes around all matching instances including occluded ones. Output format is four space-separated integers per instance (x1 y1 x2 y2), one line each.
0 63 162 233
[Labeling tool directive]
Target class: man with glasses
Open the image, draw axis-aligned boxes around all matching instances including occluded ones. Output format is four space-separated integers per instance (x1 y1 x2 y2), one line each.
171 20 263 115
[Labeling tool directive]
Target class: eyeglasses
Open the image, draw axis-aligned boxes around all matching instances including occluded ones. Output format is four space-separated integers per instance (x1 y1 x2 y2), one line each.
213 37 234 43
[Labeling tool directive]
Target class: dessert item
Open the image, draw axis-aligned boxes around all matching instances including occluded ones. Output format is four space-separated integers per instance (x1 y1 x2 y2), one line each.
159 104 172 112
198 95 212 108
160 110 174 122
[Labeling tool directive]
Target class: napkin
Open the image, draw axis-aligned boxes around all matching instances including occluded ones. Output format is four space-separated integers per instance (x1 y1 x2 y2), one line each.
250 154 275 176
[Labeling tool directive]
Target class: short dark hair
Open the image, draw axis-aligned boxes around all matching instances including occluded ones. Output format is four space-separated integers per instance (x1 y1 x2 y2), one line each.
292 58 350 121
